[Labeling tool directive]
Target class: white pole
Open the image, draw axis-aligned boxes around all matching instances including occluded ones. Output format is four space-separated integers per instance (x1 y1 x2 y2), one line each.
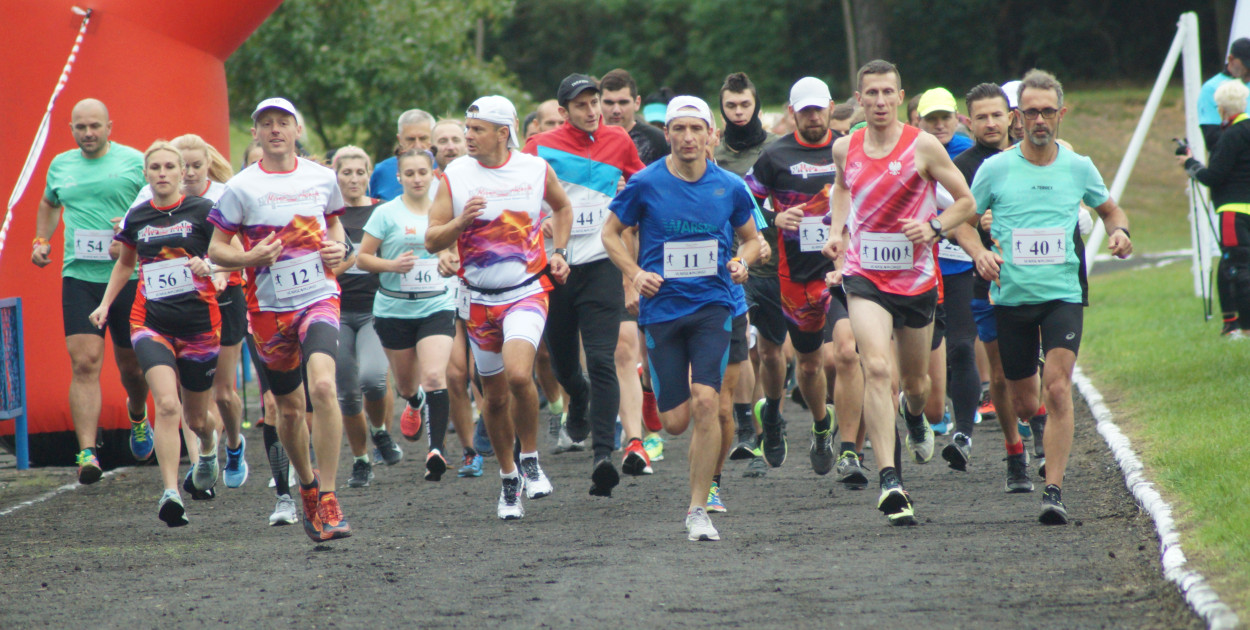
1084 17 1186 273
1180 12 1219 297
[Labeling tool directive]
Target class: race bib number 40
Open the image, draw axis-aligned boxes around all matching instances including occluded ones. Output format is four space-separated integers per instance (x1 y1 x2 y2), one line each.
1012 227 1066 265
74 229 113 261
859 232 913 271
663 239 717 278
271 252 327 300
143 257 195 300
799 217 829 253
399 258 442 292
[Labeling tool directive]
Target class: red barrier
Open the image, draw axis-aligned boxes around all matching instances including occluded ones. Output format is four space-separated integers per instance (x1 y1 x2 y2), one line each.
0 0 282 465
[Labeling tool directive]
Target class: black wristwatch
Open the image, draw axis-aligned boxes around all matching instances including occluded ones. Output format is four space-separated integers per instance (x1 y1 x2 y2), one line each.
1114 227 1131 239
928 217 943 238
552 247 569 260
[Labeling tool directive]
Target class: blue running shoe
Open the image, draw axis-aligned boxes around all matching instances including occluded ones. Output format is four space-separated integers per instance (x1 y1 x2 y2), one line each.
706 481 727 513
930 411 952 436
458 453 484 477
129 407 155 462
1017 418 1032 438
224 436 249 488
472 416 494 457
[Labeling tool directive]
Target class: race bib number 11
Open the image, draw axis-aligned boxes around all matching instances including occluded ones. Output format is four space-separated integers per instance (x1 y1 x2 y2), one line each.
663 239 717 278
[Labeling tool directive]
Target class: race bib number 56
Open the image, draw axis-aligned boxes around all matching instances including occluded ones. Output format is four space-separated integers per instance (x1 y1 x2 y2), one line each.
143 257 195 300
271 252 326 300
859 232 913 271
663 239 717 278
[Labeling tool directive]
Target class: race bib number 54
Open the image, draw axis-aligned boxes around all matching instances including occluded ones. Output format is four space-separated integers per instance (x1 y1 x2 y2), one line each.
271 252 326 300
663 239 717 278
74 229 113 261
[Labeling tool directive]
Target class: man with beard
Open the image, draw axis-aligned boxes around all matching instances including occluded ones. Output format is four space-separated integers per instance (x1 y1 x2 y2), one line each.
431 119 466 172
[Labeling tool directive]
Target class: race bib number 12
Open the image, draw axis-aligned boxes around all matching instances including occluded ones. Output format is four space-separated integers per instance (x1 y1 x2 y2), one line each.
271 252 326 300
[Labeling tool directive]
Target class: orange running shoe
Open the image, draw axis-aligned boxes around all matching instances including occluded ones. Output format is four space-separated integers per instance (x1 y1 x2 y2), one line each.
317 491 352 541
642 389 662 433
621 437 653 475
400 403 425 442
299 476 323 542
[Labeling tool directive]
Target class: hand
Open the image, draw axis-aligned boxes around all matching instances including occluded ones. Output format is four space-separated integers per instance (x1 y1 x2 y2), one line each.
825 269 843 288
756 232 772 264
188 256 213 277
973 250 1003 282
774 207 804 232
248 233 283 267
458 196 487 229
542 217 554 240
549 253 570 284
821 237 843 262
211 273 228 293
88 304 109 329
980 209 993 232
632 269 664 298
1174 154 1190 166
110 216 123 235
1108 229 1132 259
900 218 937 245
728 259 748 284
319 240 346 268
624 282 640 316
31 242 52 267
392 250 417 274
437 250 460 277
616 175 626 194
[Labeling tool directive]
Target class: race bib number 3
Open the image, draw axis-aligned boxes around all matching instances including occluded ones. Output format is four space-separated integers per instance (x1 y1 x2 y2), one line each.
859 232 913 271
663 239 717 278
271 252 327 300
1012 227 1066 265
143 257 195 300
799 216 829 253
399 258 442 292
74 229 113 261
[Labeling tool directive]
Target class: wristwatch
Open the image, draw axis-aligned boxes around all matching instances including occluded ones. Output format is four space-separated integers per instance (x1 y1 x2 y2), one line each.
552 247 569 260
928 217 943 238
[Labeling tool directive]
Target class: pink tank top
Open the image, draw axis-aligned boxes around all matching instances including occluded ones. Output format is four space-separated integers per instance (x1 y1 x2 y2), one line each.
841 125 938 296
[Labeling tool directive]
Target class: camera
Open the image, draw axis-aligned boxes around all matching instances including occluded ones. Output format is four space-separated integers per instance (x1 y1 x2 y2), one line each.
1173 137 1189 156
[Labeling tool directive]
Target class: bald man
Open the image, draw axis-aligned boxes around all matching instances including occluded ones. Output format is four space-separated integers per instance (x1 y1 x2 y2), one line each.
33 98 151 483
535 99 562 133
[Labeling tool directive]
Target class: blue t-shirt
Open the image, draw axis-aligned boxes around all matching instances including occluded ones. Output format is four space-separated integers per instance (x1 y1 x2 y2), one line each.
936 134 976 276
610 159 755 326
971 145 1109 307
368 156 402 201
945 133 973 160
1197 71 1250 126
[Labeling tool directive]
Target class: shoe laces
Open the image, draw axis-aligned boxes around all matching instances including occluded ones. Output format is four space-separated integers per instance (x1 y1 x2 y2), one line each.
77 451 97 466
502 477 521 503
319 493 344 524
520 458 541 481
131 421 150 442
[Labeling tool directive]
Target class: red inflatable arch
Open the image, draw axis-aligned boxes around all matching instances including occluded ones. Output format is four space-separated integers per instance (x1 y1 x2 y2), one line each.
0 0 282 465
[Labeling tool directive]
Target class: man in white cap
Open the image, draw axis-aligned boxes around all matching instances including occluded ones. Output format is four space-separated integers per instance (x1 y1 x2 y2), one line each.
602 95 760 541
426 95 573 520
1000 80 1025 143
208 97 352 542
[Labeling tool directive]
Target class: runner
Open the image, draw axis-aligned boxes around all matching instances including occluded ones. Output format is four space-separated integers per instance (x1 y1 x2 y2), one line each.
370 109 435 201
603 96 760 541
431 119 467 172
965 70 1132 524
600 68 670 165
208 97 353 542
522 73 646 495
356 148 457 482
822 60 977 525
88 141 225 526
327 146 402 489
425 95 573 519
32 98 152 483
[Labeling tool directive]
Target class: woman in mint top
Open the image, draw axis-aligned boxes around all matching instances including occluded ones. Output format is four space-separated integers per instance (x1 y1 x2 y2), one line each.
356 149 456 481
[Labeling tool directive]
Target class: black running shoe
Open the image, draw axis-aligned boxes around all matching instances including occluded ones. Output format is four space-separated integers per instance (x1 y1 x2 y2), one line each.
347 459 373 488
1039 484 1068 524
589 455 619 497
729 422 757 461
761 417 787 468
941 433 971 472
877 472 916 526
1028 413 1046 459
182 469 215 501
370 429 403 465
1005 453 1033 493
564 390 591 443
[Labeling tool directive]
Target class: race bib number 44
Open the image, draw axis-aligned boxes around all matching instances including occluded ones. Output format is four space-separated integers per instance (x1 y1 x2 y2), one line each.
663 239 717 278
399 258 442 292
143 257 195 300
859 232 913 271
271 252 327 300
799 216 829 253
1012 228 1066 265
74 229 113 261
571 204 609 236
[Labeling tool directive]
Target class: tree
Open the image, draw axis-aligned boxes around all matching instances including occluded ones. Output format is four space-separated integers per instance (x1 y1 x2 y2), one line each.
227 0 525 159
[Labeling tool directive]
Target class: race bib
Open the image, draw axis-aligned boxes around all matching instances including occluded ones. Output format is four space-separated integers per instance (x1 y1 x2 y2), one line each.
456 279 470 319
1012 227 1066 265
799 217 829 253
938 238 972 262
344 242 369 274
570 203 609 237
270 252 326 300
859 232 913 271
143 257 195 300
663 239 717 278
74 229 113 261
399 258 442 292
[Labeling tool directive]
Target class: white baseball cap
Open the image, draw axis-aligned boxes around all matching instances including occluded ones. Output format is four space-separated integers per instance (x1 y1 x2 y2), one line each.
664 96 714 127
466 95 520 149
1000 80 1022 109
251 97 299 122
789 77 832 111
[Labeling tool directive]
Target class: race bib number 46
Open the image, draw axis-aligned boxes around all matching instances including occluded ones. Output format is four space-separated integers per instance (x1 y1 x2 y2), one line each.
799 216 829 253
143 257 195 300
663 239 717 278
1012 227 1066 265
74 229 113 261
271 252 326 300
399 258 442 292
859 232 913 271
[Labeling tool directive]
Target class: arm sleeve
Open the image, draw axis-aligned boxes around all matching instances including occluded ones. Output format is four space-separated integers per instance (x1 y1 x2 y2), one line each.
970 161 994 215
361 206 388 241
1189 128 1244 188
609 175 643 227
730 180 755 229
1080 157 1111 208
207 186 242 235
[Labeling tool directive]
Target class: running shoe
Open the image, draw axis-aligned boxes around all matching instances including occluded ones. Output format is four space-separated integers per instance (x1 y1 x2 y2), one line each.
371 429 403 465
224 436 248 488
836 451 869 489
76 449 102 485
1029 412 1047 460
742 455 768 478
902 393 935 464
1017 418 1032 438
1221 318 1238 336
978 390 997 421
129 410 155 462
554 419 587 453
299 478 323 541
1039 484 1068 525
877 474 916 526
425 449 448 482
685 506 720 541
621 438 653 476
400 402 425 442
729 419 757 460
789 384 807 410
498 476 524 520
192 453 220 492
589 455 619 497
157 489 188 527
564 391 591 442
706 482 727 513
1225 329 1246 340
458 453 484 478
759 402 787 468
183 469 216 500
1038 459 1047 480
348 459 373 488
930 411 952 436
520 457 553 499
269 494 298 526
473 416 494 457
317 492 352 540
641 388 662 433
809 411 835 475
941 432 971 472
643 432 664 461
1005 453 1033 493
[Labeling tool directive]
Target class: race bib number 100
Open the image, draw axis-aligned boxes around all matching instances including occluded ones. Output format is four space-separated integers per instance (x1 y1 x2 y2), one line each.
859 232 913 271
271 252 326 300
663 239 717 278
799 216 829 253
74 229 113 261
1011 227 1066 265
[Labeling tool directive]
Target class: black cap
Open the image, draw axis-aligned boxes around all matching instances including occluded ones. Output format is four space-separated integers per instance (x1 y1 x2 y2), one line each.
557 74 599 107
1232 38 1250 65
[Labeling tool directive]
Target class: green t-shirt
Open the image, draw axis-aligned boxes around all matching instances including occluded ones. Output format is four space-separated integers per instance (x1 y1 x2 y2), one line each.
361 197 454 320
972 145 1109 307
43 143 144 283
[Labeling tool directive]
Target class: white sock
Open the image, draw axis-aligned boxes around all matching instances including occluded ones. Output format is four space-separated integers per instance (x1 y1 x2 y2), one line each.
519 451 538 462
500 468 519 480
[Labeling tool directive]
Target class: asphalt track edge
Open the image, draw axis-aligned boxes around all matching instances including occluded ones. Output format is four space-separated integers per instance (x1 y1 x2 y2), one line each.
0 467 133 518
1074 366 1240 630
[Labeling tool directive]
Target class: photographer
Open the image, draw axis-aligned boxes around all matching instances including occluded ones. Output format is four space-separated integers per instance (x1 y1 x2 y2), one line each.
1181 79 1250 338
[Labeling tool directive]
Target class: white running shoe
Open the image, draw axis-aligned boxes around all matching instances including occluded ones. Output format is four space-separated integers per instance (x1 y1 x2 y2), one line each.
519 457 553 499
685 506 720 541
497 476 525 520
269 494 298 526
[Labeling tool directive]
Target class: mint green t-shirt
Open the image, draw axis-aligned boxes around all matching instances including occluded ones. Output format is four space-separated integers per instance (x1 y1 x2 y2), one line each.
361 197 453 320
43 143 144 283
971 145 1109 307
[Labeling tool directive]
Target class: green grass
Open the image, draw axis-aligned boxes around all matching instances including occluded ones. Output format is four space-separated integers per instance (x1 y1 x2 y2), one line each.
1082 261 1250 614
